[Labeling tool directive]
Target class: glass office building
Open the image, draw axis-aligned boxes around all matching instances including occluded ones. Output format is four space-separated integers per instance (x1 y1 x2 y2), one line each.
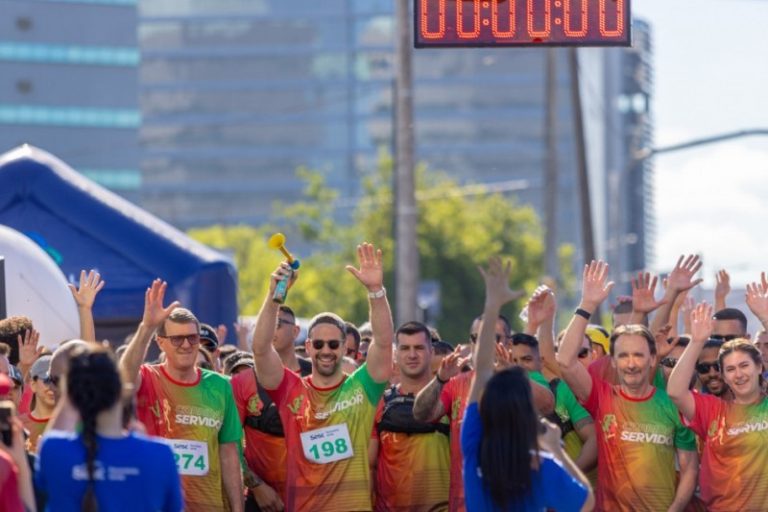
0 0 140 199
136 1 652 275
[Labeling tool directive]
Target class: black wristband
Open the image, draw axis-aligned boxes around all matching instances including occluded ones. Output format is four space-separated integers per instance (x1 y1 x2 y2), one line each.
574 308 592 321
435 374 448 385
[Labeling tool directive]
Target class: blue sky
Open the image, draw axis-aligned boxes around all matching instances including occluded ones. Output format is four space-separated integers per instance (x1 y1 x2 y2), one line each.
632 0 768 286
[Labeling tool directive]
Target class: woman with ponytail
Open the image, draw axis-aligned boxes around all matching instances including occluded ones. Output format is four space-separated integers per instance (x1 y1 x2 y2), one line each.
36 344 183 511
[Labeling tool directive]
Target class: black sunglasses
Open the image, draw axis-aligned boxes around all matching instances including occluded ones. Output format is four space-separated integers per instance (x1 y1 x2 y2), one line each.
696 362 720 374
311 339 342 350
577 347 590 359
710 334 738 342
660 357 678 369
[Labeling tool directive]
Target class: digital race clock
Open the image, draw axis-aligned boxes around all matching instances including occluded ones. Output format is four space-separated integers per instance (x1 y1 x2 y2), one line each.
415 0 631 47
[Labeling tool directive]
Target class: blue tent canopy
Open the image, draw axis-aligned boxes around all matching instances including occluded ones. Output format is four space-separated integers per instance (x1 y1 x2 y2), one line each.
0 145 238 343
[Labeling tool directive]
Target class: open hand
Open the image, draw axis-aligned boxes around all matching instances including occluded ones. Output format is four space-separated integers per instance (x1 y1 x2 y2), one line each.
346 243 384 292
666 255 703 293
580 260 614 310
142 279 180 330
68 269 105 309
690 302 714 344
631 272 668 314
478 256 525 308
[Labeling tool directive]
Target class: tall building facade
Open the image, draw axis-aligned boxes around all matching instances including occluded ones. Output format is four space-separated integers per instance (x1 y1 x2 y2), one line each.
0 0 140 200
604 20 654 288
137 1 651 279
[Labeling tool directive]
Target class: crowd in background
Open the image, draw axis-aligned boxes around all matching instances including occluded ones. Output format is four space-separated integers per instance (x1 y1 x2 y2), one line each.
1 247 768 512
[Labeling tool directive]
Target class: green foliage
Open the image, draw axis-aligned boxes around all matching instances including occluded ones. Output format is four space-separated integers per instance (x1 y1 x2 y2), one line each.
189 153 575 340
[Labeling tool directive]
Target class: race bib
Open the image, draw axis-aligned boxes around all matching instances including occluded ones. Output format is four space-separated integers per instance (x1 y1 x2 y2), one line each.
166 439 209 476
300 423 354 464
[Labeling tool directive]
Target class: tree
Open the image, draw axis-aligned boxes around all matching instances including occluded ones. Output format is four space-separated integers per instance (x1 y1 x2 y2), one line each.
189 153 575 340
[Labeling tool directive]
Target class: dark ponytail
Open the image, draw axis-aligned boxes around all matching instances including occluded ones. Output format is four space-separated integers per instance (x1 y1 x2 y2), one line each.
478 367 540 509
66 346 123 512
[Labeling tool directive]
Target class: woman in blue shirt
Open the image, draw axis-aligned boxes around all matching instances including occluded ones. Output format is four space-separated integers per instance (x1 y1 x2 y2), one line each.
36 345 183 512
462 257 594 511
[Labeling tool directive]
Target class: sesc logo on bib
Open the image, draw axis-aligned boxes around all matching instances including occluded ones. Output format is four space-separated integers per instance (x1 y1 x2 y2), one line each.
164 439 210 476
300 423 355 464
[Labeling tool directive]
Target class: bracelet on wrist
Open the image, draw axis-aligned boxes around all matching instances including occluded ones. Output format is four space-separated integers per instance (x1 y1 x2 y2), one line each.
368 287 386 299
574 308 592 321
435 374 448 385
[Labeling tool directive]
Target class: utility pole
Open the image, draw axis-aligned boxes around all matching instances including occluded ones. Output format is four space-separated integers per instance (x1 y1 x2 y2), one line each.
568 48 596 265
569 48 599 317
544 49 559 280
394 0 418 324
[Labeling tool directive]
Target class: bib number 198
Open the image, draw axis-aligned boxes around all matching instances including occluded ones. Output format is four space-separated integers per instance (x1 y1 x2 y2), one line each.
300 423 355 464
309 438 349 460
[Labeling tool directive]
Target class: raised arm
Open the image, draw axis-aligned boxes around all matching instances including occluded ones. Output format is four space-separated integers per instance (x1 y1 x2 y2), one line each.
468 257 524 404
119 279 179 390
412 348 468 422
68 269 105 342
714 269 731 312
525 286 560 379
629 272 668 326
668 303 713 422
252 263 294 390
346 243 393 383
745 276 768 332
557 261 614 402
650 255 702 336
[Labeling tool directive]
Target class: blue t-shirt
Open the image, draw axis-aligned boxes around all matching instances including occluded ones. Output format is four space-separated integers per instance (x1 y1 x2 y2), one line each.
36 430 183 512
461 402 588 512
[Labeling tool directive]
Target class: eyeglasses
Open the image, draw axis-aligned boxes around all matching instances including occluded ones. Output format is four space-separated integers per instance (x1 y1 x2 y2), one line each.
660 357 678 369
578 347 591 359
277 318 295 328
696 362 720 374
311 339 342 350
710 334 738 342
159 334 201 347
37 374 60 388
469 333 503 344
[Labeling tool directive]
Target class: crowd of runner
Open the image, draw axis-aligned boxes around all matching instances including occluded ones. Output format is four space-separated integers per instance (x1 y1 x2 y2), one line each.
1 244 768 511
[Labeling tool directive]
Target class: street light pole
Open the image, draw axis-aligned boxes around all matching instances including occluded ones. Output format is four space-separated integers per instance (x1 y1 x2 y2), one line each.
394 0 418 325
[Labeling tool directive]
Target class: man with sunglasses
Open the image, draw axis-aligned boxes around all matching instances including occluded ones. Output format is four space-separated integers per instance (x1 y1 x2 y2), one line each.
695 339 727 397
231 304 311 512
251 242 393 512
122 279 243 512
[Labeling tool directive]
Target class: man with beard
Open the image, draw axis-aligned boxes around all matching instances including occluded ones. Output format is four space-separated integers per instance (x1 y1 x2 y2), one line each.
696 339 727 396
557 260 698 512
252 243 393 512
232 304 311 511
370 321 449 511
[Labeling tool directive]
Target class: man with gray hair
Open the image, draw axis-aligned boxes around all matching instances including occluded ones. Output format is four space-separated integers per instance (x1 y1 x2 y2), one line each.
120 279 243 512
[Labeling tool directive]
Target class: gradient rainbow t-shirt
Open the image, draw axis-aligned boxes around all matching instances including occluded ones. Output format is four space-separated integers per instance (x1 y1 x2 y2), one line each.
231 369 289 498
136 365 242 512
439 370 473 512
373 389 450 512
267 363 386 511
686 392 768 511
583 376 696 511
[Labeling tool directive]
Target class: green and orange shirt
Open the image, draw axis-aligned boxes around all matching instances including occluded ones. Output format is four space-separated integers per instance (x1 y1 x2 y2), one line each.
19 412 49 453
373 387 450 512
583 376 696 512
267 363 386 511
438 370 473 512
685 392 768 512
136 365 242 512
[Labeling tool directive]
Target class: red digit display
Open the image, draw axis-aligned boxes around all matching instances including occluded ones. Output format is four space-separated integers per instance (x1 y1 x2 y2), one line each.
415 0 631 47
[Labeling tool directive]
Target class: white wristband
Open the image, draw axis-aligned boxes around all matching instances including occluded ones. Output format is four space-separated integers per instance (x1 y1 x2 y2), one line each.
368 287 386 299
